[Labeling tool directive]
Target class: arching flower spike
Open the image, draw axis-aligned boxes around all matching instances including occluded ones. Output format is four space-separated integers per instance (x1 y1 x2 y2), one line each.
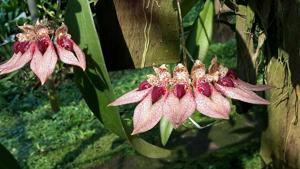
163 64 196 128
192 60 231 119
209 57 269 105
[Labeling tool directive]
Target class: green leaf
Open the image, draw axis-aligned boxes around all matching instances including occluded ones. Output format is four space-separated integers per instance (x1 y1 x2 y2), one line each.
64 0 171 158
160 117 173 146
181 0 200 16
186 0 214 61
0 144 21 169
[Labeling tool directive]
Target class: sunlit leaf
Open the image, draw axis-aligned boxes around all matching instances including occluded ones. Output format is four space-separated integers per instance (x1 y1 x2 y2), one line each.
65 0 171 158
186 0 214 61
160 117 173 146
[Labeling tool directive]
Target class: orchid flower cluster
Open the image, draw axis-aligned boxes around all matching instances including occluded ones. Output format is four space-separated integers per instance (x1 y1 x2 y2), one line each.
0 21 86 85
109 58 269 135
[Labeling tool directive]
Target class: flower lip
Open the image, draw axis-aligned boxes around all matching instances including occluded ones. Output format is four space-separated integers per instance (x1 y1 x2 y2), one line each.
218 76 235 87
138 80 152 91
197 79 211 97
174 84 186 99
13 41 30 54
226 69 237 79
151 86 166 103
57 36 74 51
37 36 51 54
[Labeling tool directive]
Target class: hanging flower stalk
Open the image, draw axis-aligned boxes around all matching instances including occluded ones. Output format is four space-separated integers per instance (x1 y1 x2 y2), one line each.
109 57 269 135
0 21 86 85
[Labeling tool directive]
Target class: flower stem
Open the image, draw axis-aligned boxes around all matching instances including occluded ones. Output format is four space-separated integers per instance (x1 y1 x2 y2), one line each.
47 78 60 113
176 0 187 66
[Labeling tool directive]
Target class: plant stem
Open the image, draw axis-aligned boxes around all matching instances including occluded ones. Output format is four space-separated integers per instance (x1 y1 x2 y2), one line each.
27 0 39 23
176 0 187 66
47 78 60 113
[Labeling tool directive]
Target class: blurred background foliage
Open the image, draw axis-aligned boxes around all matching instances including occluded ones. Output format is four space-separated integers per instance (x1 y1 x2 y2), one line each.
0 0 266 168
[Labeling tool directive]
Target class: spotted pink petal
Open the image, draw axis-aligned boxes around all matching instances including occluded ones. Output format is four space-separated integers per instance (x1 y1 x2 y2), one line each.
210 86 231 118
73 42 86 70
215 83 269 105
108 87 153 106
233 79 271 91
164 91 196 128
0 52 22 73
0 44 34 75
195 86 230 119
131 94 163 135
56 41 86 70
30 43 58 85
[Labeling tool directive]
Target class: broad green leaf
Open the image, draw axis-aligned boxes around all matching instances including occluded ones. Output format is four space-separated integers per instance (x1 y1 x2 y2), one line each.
0 144 21 169
160 117 173 146
65 0 171 158
186 0 214 61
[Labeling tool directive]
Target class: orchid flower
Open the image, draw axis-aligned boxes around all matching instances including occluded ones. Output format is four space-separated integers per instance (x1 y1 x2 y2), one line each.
163 64 196 128
208 58 269 105
191 60 231 119
109 65 171 135
55 24 86 70
0 21 86 85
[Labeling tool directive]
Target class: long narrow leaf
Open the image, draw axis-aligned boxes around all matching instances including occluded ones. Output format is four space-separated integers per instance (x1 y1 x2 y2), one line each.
64 0 171 158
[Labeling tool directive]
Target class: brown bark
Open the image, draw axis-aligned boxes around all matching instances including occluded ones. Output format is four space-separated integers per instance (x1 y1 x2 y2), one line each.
254 0 300 168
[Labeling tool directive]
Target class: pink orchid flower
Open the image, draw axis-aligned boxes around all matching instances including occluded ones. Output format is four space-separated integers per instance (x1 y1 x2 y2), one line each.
163 64 196 128
109 65 171 135
191 60 231 119
55 24 86 70
0 22 86 85
208 58 270 105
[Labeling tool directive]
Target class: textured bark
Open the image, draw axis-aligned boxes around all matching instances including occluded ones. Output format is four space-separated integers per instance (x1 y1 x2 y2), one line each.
258 0 300 168
113 0 180 68
235 3 256 83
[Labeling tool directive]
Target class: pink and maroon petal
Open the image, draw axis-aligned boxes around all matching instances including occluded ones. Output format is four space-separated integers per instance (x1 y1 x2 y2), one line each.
163 93 180 127
194 89 229 119
0 52 22 73
56 45 82 68
0 44 34 74
210 86 231 119
177 91 196 127
233 79 271 91
215 83 269 105
30 44 58 85
73 42 86 70
131 94 162 135
108 87 152 106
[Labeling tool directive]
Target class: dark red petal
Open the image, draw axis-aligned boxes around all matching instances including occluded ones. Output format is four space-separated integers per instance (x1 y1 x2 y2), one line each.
138 80 152 91
151 86 166 103
13 41 30 54
197 80 211 97
37 36 50 54
226 69 238 79
57 36 73 51
174 84 186 99
218 76 235 87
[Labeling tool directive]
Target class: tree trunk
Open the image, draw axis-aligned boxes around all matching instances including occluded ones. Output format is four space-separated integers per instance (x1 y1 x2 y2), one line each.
257 0 300 168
